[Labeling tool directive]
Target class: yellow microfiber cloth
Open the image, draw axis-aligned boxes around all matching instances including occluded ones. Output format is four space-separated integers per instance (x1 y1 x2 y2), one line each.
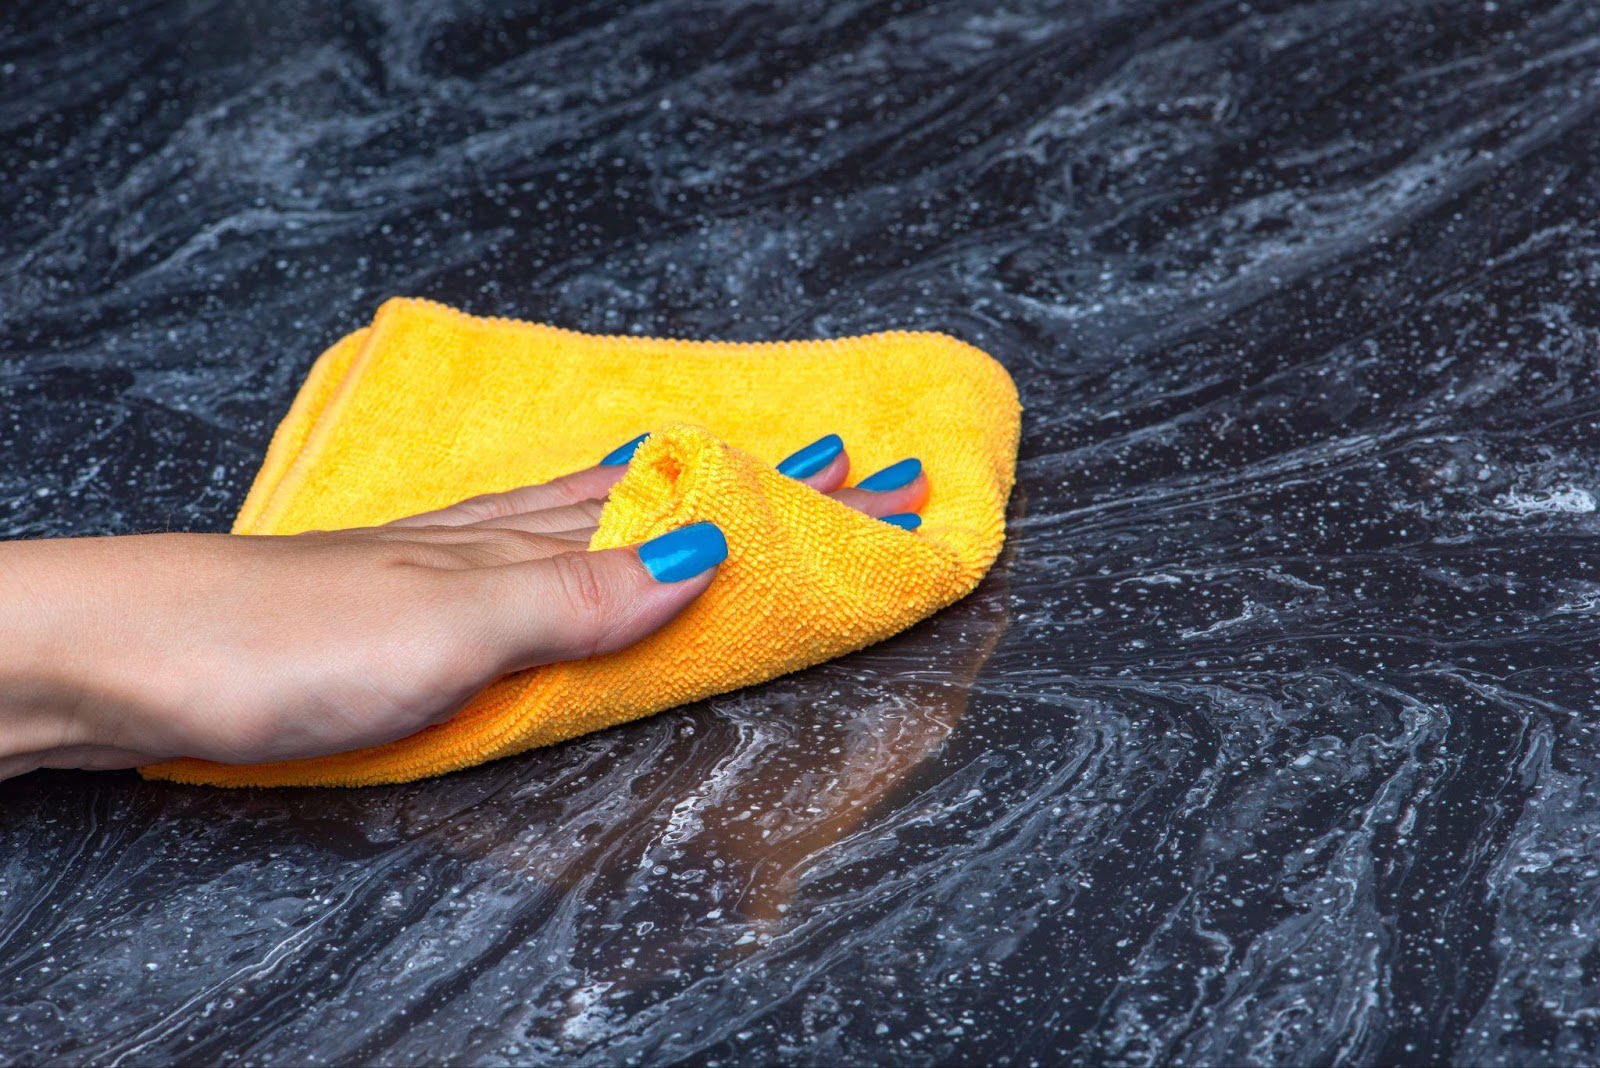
141 297 1021 787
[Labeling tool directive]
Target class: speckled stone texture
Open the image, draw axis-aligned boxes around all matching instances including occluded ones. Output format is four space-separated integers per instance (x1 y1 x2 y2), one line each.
4 1 1600 1064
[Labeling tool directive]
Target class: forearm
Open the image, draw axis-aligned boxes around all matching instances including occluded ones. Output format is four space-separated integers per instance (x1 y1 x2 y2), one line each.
0 538 157 780
0 540 83 775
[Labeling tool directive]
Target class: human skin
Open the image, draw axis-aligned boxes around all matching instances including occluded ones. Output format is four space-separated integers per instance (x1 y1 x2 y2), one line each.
0 439 928 782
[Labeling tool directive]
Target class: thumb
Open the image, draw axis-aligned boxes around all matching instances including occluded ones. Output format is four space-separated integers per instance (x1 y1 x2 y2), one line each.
472 522 728 671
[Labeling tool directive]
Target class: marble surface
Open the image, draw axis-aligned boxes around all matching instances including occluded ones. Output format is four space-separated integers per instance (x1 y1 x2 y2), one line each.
5 0 1600 1063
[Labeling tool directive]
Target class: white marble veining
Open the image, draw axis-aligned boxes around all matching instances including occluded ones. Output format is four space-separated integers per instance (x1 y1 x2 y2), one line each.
4 0 1600 1063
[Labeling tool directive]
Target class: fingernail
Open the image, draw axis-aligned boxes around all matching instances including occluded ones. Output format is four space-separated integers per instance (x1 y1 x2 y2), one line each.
881 512 922 531
777 433 845 479
637 522 728 582
599 433 650 466
857 457 922 492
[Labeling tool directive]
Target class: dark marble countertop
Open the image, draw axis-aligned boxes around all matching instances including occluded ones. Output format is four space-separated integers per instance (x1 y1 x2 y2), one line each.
5 1 1600 1064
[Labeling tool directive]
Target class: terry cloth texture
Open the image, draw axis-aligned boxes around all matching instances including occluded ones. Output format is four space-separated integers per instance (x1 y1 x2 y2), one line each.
141 297 1021 787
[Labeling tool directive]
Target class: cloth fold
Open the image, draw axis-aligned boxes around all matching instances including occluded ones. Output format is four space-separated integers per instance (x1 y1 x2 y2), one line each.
141 297 1021 787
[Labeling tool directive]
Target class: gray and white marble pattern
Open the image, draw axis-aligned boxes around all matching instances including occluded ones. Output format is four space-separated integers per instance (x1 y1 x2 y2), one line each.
4 0 1600 1063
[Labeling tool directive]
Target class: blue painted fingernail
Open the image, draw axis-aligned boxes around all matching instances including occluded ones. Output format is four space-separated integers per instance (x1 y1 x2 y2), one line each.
777 433 844 479
599 433 649 466
881 512 922 531
857 457 922 492
637 522 728 582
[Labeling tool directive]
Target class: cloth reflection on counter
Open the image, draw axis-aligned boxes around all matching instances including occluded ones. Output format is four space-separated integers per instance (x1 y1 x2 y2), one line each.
200 568 1010 1012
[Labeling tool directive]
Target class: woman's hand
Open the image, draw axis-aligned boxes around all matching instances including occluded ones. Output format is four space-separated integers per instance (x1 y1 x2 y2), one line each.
0 435 928 781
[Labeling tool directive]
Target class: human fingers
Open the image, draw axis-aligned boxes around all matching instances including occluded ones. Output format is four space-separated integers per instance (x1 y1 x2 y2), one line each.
826 457 928 523
465 522 728 670
385 436 646 528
